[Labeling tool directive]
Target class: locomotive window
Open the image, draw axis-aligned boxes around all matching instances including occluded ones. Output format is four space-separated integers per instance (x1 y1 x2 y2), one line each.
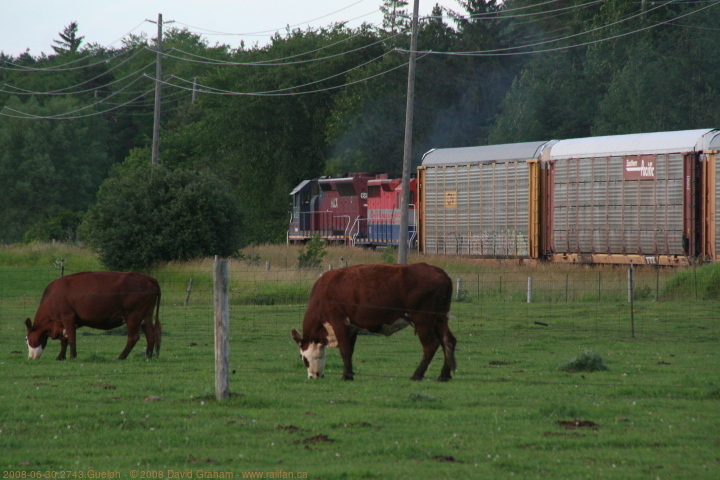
337 183 357 196
368 186 381 198
300 191 311 206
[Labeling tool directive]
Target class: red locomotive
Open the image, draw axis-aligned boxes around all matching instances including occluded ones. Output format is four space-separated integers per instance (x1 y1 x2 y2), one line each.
288 173 417 248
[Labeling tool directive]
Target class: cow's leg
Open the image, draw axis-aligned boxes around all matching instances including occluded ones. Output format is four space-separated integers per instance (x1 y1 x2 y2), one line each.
140 317 156 358
57 337 68 361
338 327 358 380
435 322 457 382
63 323 78 359
119 319 142 360
335 325 358 381
411 321 441 381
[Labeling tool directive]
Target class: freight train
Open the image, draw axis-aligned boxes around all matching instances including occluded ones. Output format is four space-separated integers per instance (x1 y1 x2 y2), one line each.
289 128 720 265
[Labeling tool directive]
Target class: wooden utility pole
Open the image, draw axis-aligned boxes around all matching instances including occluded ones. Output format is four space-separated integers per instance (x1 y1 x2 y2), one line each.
397 0 420 264
151 13 163 165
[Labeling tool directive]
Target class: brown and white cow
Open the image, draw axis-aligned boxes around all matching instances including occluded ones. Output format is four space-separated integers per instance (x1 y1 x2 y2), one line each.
24 271 162 360
291 263 456 381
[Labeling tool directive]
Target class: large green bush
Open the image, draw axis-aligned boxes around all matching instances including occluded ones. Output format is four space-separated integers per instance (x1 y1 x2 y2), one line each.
81 164 243 271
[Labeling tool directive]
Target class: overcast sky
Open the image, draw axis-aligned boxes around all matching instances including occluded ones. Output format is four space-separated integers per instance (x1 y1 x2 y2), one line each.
2 0 462 57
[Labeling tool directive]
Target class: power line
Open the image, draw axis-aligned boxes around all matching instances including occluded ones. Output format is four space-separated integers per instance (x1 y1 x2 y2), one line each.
1 48 134 72
1 54 155 96
173 0 377 37
162 30 401 67
0 88 154 120
153 53 419 98
1 74 152 120
398 0 720 57
153 33 400 67
163 49 396 96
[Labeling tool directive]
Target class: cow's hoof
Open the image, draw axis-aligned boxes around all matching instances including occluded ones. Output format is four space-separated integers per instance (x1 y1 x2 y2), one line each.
342 375 354 381
437 376 451 382
56 357 66 361
410 375 424 381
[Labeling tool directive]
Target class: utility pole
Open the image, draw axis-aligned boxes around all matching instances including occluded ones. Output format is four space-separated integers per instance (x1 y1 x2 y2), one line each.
150 13 163 165
398 0 420 265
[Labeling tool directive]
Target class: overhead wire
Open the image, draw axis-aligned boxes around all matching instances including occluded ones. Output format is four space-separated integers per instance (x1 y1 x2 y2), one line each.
155 53 424 98
162 49 398 96
0 88 154 120
156 0 718 98
444 0 602 21
154 31 402 67
1 73 152 120
2 0 717 117
1 48 133 72
1 18 151 70
118 96 196 117
399 0 720 57
173 0 377 38
1 50 155 96
163 30 401 66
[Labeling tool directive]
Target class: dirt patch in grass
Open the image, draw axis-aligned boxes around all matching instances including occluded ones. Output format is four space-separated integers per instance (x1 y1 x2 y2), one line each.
557 420 597 429
302 434 333 444
89 382 116 390
277 425 306 432
432 455 456 462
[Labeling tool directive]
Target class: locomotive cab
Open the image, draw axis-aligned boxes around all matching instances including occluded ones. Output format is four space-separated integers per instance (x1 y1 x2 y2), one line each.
288 179 318 244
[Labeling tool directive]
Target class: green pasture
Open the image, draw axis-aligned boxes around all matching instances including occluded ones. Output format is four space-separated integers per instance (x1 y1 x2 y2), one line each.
0 251 719 479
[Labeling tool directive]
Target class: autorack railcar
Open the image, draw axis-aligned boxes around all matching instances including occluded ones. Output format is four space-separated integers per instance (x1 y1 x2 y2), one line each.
418 128 720 265
417 141 553 259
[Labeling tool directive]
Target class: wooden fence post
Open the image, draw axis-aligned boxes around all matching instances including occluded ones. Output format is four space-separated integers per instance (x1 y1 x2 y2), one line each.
214 259 230 400
527 277 533 303
628 262 635 338
184 278 194 307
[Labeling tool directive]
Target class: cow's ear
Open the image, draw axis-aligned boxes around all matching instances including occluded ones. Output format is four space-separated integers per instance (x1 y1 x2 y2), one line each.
24 318 32 332
291 328 302 345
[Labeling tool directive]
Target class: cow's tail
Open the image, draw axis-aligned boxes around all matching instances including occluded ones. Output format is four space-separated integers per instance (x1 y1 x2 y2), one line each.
441 314 457 372
153 289 162 358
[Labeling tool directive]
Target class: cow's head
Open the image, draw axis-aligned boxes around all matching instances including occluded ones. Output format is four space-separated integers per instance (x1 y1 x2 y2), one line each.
291 328 326 379
25 318 48 360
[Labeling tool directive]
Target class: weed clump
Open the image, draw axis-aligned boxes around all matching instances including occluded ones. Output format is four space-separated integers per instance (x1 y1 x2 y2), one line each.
559 349 608 372
379 246 397 263
297 235 327 269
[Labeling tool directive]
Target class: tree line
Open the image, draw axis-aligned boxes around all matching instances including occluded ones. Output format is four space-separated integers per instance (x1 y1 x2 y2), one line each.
1 0 719 269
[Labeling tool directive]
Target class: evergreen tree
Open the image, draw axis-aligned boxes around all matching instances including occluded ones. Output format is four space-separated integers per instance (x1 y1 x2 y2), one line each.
52 22 85 54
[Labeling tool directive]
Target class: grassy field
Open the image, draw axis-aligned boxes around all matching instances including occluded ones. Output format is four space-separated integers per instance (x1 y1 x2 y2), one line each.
1 244 718 479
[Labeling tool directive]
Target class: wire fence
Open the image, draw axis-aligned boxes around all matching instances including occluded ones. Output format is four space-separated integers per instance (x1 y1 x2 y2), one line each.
1 262 716 345
1 261 718 395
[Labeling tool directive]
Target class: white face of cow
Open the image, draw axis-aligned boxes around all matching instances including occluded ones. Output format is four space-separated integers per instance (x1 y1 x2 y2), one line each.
26 337 44 359
25 318 47 360
300 342 326 379
292 327 326 379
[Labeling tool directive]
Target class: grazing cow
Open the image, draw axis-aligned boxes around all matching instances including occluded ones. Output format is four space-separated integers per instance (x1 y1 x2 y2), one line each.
291 263 456 381
24 271 162 360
